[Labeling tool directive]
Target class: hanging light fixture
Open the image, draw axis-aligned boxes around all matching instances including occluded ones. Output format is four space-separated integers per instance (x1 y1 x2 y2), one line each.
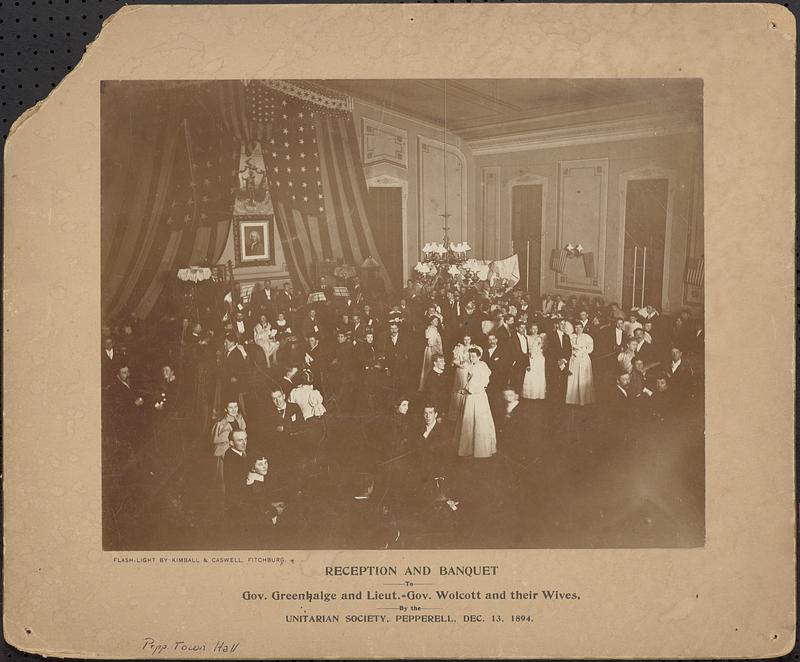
414 79 478 289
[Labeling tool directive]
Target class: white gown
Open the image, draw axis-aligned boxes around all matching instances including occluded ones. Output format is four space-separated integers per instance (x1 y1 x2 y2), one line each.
521 333 547 400
455 361 497 458
565 332 595 405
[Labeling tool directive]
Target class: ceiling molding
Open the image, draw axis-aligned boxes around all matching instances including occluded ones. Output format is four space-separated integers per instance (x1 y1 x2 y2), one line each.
467 112 700 155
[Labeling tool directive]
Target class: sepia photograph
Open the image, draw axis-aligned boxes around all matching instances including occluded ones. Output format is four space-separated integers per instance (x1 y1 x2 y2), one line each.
5 4 794 658
101 78 704 551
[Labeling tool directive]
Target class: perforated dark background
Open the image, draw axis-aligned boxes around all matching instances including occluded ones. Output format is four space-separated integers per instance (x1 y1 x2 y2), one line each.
0 1 797 661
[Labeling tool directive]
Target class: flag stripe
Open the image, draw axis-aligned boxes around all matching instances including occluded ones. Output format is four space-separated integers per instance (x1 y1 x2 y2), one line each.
295 208 321 265
106 115 183 320
135 231 183 319
328 117 371 260
322 119 369 265
317 119 356 266
340 117 391 287
275 201 312 291
104 110 175 313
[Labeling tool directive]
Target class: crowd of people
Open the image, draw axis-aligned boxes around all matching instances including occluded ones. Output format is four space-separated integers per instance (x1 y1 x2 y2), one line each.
101 274 704 548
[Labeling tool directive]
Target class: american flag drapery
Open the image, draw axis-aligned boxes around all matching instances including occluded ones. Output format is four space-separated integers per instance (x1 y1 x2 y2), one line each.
245 81 390 292
102 82 239 322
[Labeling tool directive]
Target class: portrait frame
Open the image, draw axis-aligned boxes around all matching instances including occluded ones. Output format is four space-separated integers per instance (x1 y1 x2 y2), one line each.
233 215 275 267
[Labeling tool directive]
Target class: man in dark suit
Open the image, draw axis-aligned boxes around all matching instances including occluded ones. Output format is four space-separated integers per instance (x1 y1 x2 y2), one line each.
105 364 146 442
460 300 487 350
606 373 632 433
485 332 508 397
548 319 573 363
275 283 294 315
440 291 461 349
381 322 410 392
494 314 514 348
263 387 305 470
102 336 126 386
355 330 379 373
280 366 298 397
508 322 530 393
222 335 249 410
666 347 694 396
304 335 327 388
328 330 356 407
633 328 656 366
422 354 449 417
413 403 448 479
264 388 303 440
601 317 627 362
223 429 251 516
495 387 528 447
250 281 275 321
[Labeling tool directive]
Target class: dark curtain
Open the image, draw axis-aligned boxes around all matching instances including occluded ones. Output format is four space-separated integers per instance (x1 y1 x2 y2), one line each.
101 81 239 323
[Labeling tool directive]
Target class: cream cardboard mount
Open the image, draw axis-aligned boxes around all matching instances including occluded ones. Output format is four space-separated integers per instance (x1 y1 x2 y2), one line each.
2 4 796 659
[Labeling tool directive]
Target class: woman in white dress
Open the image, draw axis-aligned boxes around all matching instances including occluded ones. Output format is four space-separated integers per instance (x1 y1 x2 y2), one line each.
418 316 443 392
448 335 472 421
253 314 279 367
565 322 595 405
455 347 497 458
288 370 327 420
521 323 547 400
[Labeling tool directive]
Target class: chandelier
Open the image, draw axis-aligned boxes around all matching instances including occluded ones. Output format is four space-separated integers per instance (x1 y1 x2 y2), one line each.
414 80 481 289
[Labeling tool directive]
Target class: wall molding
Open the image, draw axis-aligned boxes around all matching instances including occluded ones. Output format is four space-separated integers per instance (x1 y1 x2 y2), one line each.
507 172 548 291
362 117 408 168
365 172 409 282
467 112 699 156
481 167 501 260
555 158 608 295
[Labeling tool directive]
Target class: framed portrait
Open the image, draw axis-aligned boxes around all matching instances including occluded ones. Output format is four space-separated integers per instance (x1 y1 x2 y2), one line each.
233 216 274 267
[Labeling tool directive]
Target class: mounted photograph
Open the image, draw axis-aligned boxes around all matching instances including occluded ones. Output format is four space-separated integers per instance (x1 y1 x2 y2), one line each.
100 78 704 551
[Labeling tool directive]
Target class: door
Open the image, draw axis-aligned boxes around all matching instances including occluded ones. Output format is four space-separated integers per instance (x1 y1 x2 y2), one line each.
511 184 543 298
621 178 669 309
366 186 404 292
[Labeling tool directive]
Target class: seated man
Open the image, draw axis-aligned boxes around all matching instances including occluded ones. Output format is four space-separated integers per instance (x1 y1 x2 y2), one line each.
649 375 675 421
666 347 694 396
495 387 528 448
617 338 638 375
240 457 287 546
607 373 632 431
264 388 303 442
629 358 649 399
633 328 655 366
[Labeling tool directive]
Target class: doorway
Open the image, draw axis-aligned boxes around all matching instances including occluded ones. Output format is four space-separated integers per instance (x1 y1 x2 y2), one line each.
366 186 404 291
621 178 669 309
511 183 543 299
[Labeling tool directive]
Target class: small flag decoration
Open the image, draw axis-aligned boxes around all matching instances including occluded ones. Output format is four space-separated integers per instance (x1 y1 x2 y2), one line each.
550 248 568 273
684 255 704 287
582 251 596 278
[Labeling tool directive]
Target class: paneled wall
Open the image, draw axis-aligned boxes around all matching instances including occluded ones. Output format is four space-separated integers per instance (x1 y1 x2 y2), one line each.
475 131 703 313
351 100 475 282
